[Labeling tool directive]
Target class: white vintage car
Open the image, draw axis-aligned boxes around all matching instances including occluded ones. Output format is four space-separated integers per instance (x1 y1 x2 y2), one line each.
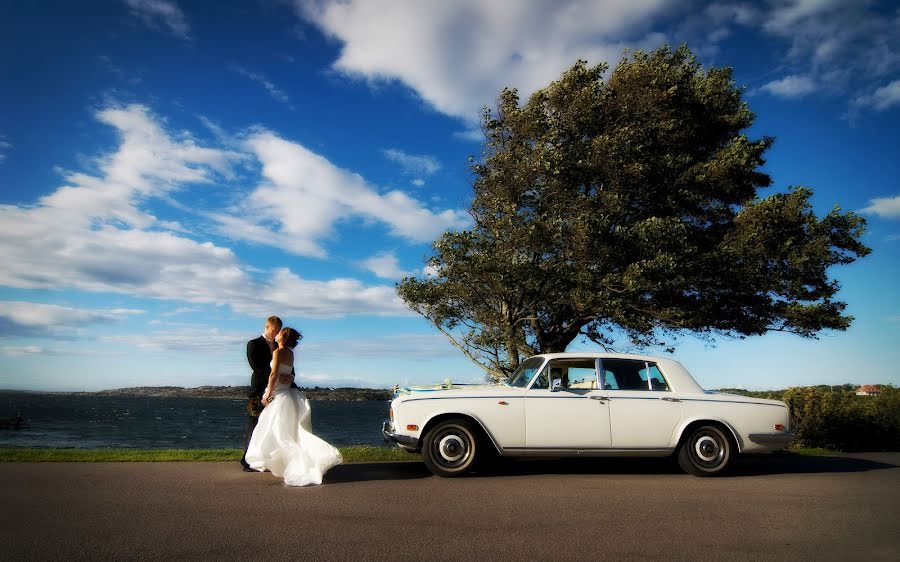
383 353 794 477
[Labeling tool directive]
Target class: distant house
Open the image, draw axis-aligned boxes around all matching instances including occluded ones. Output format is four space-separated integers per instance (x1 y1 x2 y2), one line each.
855 385 880 396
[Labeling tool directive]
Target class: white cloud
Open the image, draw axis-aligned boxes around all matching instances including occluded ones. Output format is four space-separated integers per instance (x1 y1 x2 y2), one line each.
292 1 898 120
293 371 384 389
241 268 410 318
302 333 457 359
860 195 900 219
293 0 673 122
212 131 469 257
763 0 844 34
362 251 412 280
411 179 425 187
852 80 900 111
99 326 248 353
383 148 441 175
0 135 11 163
0 301 143 337
756 1 900 103
760 75 817 98
0 104 417 320
2 346 43 356
123 0 191 39
230 66 295 110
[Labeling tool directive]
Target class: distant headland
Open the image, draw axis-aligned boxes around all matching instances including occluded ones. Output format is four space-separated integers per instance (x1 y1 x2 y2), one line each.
4 386 392 401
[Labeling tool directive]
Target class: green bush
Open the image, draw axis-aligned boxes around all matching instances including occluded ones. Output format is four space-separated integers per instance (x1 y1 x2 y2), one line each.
783 386 900 451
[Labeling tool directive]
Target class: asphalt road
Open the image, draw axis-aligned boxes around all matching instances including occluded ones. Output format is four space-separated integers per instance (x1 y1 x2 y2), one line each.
2 453 898 561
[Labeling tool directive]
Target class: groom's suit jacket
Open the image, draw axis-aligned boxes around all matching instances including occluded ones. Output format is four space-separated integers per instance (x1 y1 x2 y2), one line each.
247 336 273 400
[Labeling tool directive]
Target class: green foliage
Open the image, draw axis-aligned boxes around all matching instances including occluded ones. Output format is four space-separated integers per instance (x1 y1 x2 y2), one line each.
783 386 900 451
398 44 870 378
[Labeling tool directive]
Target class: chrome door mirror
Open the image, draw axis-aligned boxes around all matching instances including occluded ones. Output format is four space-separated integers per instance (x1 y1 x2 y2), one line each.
551 378 563 392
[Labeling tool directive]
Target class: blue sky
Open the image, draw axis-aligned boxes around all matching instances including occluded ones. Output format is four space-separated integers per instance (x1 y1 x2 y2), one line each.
1 0 898 392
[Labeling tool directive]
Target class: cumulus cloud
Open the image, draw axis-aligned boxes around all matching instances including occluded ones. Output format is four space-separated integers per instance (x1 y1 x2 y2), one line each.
210 131 469 257
362 251 412 280
123 0 191 39
383 148 442 175
0 302 143 337
0 104 419 320
240 268 410 318
293 0 672 123
292 1 898 120
860 195 900 219
760 75 817 98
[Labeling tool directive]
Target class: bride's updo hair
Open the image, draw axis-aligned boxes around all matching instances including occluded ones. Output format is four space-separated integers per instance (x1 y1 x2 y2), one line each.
279 327 302 349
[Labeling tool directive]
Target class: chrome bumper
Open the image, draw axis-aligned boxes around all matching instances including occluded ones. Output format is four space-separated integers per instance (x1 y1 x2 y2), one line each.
382 420 419 448
748 432 795 447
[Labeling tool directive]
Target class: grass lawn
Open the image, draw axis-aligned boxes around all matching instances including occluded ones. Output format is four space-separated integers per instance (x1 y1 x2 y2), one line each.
0 445 418 463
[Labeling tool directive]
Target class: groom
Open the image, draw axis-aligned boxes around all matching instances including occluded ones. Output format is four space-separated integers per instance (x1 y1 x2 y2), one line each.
241 315 297 471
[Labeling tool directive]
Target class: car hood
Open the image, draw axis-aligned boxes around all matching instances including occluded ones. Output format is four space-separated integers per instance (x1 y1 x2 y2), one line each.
393 382 513 399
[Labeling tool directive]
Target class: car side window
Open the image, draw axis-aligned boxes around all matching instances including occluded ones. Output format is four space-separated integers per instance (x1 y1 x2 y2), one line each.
644 364 670 391
601 359 670 391
536 359 598 390
602 370 620 389
601 359 649 391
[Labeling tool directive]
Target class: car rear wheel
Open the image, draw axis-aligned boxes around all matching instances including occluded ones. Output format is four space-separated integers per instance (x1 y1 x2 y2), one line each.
677 424 733 476
422 419 478 477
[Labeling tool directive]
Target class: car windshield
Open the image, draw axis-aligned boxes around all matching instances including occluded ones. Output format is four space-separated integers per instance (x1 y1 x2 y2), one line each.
505 357 545 388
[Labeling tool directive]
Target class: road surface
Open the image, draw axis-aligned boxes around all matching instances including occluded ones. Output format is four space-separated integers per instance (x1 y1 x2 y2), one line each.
2 453 898 560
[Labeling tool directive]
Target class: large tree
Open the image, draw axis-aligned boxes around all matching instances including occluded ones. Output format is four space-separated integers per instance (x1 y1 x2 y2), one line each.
397 45 870 380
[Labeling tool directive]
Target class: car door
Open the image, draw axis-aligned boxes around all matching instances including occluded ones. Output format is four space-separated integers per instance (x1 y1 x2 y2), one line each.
525 359 611 450
601 359 682 449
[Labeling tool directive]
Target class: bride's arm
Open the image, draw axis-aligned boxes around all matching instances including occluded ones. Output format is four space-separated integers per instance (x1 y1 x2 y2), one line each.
263 349 282 404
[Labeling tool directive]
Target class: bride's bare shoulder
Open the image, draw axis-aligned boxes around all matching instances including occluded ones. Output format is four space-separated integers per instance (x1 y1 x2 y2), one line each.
274 347 294 362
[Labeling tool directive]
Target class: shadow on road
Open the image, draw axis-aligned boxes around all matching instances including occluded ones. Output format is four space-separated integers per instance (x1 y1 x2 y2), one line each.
322 453 898 482
348 454 897 481
727 452 899 477
323 461 431 484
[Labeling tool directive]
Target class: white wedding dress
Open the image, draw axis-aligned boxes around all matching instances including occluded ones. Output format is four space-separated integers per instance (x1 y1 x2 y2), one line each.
245 361 343 486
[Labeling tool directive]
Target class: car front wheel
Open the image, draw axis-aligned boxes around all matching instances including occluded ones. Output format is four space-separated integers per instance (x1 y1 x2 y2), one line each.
677 424 733 476
422 419 478 477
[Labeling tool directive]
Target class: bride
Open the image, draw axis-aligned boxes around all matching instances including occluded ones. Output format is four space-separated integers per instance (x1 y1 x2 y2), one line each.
245 327 342 486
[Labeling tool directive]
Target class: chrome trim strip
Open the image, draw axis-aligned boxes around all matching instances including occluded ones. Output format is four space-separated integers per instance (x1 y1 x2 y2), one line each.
679 398 787 407
402 396 522 403
747 432 795 445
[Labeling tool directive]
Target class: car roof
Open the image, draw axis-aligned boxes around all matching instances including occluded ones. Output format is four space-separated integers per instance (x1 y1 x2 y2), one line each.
532 352 674 363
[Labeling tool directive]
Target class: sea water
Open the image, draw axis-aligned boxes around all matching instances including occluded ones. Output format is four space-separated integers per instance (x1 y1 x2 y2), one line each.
0 392 391 448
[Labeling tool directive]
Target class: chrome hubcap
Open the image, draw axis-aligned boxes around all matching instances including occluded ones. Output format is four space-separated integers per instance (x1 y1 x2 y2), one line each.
439 435 465 462
695 435 720 462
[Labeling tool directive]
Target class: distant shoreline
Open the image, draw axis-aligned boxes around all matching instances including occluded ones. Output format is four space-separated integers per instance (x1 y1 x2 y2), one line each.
0 386 392 401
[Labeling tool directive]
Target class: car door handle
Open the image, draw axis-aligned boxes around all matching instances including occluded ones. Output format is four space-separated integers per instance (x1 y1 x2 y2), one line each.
589 395 608 401
660 397 680 402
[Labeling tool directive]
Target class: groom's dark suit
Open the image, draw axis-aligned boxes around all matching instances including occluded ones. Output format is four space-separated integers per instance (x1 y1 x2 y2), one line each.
247 335 275 401
242 335 272 469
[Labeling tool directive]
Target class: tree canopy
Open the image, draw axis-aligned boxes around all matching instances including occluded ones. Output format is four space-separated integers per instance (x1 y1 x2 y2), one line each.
397 45 870 380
